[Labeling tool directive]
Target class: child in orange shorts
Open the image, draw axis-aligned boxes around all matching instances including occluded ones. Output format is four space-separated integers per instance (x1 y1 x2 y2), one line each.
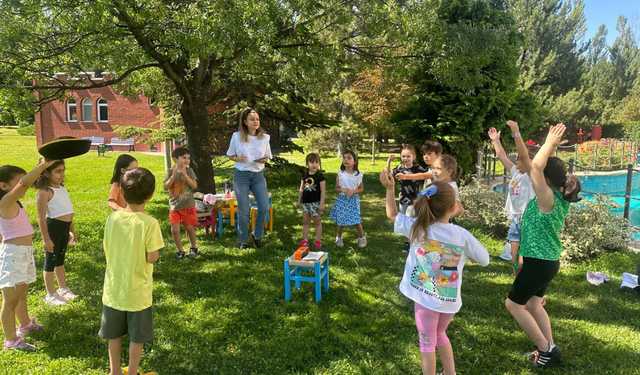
163 147 198 261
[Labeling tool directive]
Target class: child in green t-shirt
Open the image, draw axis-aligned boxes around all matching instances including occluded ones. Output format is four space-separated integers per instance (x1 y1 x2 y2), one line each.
100 168 164 375
504 124 581 369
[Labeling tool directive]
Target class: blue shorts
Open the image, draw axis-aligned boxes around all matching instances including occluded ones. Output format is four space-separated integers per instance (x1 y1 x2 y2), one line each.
507 219 522 242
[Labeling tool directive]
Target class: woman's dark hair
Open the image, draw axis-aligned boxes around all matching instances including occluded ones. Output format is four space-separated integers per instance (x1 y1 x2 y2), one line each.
544 157 582 202
111 154 138 184
237 107 265 142
304 153 323 176
0 165 27 204
340 150 360 176
34 159 65 189
436 155 460 181
410 181 456 243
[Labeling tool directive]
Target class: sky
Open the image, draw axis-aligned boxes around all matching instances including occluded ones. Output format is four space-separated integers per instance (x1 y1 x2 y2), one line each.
583 0 640 46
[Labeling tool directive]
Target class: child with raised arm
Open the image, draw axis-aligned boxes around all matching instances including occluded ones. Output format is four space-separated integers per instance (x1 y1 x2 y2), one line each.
329 150 366 248
504 124 582 369
100 168 163 375
35 159 78 305
163 147 198 261
296 153 326 249
488 120 536 275
380 172 489 375
386 144 426 251
0 160 57 350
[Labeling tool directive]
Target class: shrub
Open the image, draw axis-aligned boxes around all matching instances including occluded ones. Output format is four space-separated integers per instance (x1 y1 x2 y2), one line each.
300 120 368 155
459 180 509 237
17 124 35 136
560 194 638 262
461 182 638 262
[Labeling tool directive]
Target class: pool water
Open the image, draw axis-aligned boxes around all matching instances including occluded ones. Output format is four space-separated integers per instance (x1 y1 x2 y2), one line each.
493 171 640 239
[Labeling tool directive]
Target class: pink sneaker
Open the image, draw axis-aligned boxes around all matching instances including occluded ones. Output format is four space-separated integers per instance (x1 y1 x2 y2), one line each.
299 239 309 248
3 336 36 350
16 317 43 337
315 240 322 250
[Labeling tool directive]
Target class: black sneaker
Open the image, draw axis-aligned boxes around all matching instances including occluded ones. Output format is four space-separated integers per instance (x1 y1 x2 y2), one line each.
176 251 185 261
250 232 262 249
239 243 250 250
533 343 562 368
403 242 410 252
189 247 199 258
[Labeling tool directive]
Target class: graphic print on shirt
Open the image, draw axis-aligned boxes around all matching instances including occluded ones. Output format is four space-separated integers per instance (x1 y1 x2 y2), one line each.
410 239 463 301
304 177 317 192
170 176 187 200
509 180 521 196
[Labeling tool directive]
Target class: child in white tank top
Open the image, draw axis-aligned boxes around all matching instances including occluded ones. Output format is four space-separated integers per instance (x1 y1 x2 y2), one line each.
34 159 77 306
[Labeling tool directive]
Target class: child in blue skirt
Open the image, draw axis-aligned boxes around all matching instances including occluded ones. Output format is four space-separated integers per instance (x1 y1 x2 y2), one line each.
329 150 366 248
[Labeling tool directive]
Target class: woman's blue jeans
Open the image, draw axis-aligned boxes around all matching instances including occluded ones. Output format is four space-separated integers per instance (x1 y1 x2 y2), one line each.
233 169 270 244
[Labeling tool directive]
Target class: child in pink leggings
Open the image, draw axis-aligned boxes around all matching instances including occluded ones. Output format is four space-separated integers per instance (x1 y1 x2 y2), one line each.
380 174 490 375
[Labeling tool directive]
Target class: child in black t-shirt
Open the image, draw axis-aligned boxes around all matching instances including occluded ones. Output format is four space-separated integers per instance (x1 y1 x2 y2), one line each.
296 153 326 249
386 144 426 251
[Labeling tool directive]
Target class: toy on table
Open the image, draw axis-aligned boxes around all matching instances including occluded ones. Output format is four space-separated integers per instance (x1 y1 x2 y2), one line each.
294 246 309 260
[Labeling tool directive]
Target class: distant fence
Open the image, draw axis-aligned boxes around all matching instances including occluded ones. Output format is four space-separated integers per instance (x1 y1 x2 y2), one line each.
475 142 640 220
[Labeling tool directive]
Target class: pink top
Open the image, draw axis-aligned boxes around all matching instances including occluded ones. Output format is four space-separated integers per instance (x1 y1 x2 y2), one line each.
0 206 35 241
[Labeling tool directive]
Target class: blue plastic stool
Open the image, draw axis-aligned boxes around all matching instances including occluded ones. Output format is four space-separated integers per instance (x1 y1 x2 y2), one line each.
284 252 329 302
216 210 238 237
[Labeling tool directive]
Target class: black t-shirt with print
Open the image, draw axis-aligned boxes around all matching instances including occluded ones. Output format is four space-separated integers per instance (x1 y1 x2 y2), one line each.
392 164 426 205
301 172 326 203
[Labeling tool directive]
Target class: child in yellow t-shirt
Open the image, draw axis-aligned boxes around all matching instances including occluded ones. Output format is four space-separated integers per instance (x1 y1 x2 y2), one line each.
99 168 164 375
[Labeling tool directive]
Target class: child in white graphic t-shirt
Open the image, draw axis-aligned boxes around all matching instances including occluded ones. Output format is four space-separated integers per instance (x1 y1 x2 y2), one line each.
489 120 537 276
380 173 489 375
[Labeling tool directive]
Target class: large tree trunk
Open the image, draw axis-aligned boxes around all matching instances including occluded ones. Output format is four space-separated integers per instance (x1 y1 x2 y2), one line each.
180 100 217 194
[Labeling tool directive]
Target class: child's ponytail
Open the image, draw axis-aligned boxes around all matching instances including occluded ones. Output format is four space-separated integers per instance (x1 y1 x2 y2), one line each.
410 181 456 243
543 157 582 202
562 174 582 203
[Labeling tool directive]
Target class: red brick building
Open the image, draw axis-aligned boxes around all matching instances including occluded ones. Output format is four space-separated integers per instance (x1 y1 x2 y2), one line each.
35 72 163 152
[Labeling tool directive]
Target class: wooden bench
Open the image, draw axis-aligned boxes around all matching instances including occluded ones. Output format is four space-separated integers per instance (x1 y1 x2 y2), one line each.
105 137 135 152
82 136 105 147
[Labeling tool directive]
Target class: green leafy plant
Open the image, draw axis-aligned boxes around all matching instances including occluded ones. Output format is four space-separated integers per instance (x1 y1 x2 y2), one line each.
459 180 509 237
300 120 368 155
17 124 35 136
560 194 638 261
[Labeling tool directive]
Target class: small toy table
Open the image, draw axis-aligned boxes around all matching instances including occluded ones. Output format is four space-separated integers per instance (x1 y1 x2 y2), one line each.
284 251 329 302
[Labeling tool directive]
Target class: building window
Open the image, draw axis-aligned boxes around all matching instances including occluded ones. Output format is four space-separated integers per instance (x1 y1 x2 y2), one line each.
67 99 77 122
98 98 108 122
81 98 92 122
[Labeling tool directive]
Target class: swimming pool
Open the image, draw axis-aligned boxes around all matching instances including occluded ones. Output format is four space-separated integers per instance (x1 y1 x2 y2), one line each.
493 170 640 238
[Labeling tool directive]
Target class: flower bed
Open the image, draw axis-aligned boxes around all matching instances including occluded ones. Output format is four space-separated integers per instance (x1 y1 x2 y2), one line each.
556 140 638 170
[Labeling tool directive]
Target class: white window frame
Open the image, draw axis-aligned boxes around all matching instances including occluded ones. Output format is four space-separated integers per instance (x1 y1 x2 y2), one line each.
81 98 92 122
67 99 77 122
97 98 108 122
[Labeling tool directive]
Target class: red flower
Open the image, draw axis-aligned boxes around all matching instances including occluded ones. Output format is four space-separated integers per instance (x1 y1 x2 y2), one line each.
526 140 536 146
588 157 594 161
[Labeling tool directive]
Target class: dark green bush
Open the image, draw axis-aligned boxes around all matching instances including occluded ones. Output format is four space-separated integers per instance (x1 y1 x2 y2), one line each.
17 124 35 136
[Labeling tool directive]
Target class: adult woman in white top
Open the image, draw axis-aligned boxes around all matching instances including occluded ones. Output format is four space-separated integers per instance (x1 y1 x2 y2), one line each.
226 108 272 249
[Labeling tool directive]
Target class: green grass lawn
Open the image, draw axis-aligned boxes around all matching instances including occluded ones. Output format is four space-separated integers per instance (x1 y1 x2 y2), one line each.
1 132 639 374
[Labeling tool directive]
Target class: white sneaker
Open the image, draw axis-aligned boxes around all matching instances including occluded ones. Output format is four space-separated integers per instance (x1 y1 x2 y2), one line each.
57 287 77 300
358 237 367 248
45 293 67 306
335 237 344 247
499 243 512 261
